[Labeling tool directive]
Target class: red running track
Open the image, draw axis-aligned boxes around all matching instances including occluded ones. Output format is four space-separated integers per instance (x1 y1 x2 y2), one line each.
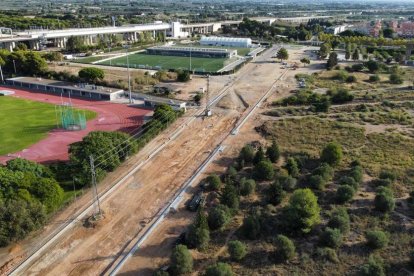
0 87 151 164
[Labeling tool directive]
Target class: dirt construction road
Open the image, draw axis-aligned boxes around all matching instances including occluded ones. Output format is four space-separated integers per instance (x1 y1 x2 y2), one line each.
4 45 319 276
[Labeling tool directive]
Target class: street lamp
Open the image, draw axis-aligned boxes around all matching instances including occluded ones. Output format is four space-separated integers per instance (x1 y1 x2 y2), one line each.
124 44 133 104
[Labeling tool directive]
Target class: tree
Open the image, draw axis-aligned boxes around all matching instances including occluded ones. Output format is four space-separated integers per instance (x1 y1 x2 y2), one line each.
284 189 321 234
187 208 210 250
319 43 331 59
206 174 222 191
32 178 64 212
170 245 193 275
365 230 389 249
266 141 280 163
319 227 343 248
253 160 275 181
78 67 105 83
383 28 394 38
374 186 395 213
345 50 351 61
208 204 231 230
268 180 286 205
253 146 266 165
0 199 46 247
176 70 191 82
329 88 354 103
313 163 334 181
279 175 297 191
66 36 84 52
352 48 360 61
389 73 403 85
285 157 299 177
328 207 350 234
360 255 385 276
276 47 289 61
365 60 380 73
369 74 380 82
6 158 51 178
336 185 355 204
275 235 296 262
228 240 247 261
25 51 48 75
239 178 256 196
221 185 239 210
242 215 261 240
239 144 255 164
205 262 233 276
327 52 338 70
300 57 310 67
309 175 326 190
320 142 342 166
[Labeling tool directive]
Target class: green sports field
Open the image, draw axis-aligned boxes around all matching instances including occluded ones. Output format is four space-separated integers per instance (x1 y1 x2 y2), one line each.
0 96 96 155
98 53 229 72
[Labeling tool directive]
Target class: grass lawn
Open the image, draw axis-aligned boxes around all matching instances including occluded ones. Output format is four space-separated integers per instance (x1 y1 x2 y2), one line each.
0 96 96 155
98 53 228 72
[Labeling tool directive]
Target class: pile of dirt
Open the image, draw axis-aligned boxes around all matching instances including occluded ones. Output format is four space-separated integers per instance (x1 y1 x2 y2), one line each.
217 90 247 111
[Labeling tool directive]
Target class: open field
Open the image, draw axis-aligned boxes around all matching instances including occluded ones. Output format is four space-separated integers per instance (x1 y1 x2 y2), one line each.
98 53 229 72
0 96 96 155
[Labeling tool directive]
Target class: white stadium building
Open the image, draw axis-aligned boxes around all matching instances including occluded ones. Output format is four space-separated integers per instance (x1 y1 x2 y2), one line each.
200 36 252 48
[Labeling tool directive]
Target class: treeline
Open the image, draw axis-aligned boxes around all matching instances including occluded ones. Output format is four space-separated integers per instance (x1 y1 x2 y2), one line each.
0 14 110 30
0 48 47 76
0 159 63 246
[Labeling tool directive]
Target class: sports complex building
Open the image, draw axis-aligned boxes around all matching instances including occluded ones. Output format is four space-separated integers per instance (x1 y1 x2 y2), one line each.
200 36 252 48
146 45 237 58
5 77 125 101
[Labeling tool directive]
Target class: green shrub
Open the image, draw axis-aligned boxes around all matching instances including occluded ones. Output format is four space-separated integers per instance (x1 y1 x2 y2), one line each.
374 187 395 213
206 174 222 191
186 225 210 250
389 73 403 84
170 245 193 275
253 146 266 165
320 227 343 248
284 189 321 234
313 163 334 181
275 234 296 261
360 255 385 276
208 205 231 230
336 185 355 204
315 247 339 263
285 157 299 177
328 207 350 234
321 142 343 166
349 165 363 184
346 75 357 83
365 230 389 249
369 74 380 82
228 240 247 261
268 181 286 205
153 270 169 276
221 185 239 210
339 176 358 190
379 170 396 182
242 215 261 240
334 70 348 81
279 175 297 191
253 160 275 181
266 141 280 163
239 144 255 164
309 175 327 190
240 178 256 196
205 262 233 276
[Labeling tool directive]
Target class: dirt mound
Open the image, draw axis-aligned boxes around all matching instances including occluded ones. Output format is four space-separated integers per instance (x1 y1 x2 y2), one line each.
217 90 247 111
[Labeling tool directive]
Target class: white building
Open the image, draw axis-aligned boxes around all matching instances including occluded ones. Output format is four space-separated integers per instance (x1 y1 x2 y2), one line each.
200 36 252 48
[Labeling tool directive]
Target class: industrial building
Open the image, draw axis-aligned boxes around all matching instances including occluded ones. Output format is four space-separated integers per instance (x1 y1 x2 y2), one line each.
146 46 237 58
5 77 125 101
200 36 252 48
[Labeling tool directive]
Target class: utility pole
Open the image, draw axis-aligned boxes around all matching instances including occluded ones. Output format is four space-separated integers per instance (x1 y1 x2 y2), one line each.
0 65 4 83
204 75 211 117
90 155 102 219
124 44 133 104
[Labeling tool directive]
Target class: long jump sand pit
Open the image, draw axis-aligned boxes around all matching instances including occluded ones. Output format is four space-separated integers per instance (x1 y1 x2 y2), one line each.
0 87 151 164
